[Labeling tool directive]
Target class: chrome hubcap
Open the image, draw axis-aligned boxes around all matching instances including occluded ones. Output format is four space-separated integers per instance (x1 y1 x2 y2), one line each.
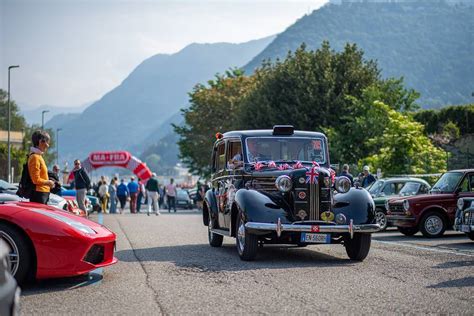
237 220 246 252
0 231 19 276
376 212 386 228
425 215 443 235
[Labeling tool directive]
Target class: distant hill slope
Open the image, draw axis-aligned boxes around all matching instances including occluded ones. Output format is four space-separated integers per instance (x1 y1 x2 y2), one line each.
22 102 90 126
53 36 274 164
244 1 473 108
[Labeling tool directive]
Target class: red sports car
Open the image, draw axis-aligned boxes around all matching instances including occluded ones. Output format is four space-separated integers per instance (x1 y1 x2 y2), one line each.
63 196 87 217
0 201 117 284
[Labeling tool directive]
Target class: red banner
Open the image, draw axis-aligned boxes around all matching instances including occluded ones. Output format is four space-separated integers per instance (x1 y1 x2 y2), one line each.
88 151 131 167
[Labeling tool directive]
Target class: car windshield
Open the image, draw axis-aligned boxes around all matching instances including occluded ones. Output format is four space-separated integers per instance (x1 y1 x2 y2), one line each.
399 182 421 196
177 190 188 198
431 172 463 193
0 180 17 190
245 137 326 164
368 180 384 194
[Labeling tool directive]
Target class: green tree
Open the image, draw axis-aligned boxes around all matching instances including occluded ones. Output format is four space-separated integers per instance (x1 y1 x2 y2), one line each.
0 89 27 131
238 42 380 135
361 101 446 175
174 69 255 177
326 79 420 163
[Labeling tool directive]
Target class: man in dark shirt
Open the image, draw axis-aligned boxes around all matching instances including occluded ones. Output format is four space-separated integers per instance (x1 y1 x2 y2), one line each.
340 164 354 186
73 159 91 212
48 164 62 195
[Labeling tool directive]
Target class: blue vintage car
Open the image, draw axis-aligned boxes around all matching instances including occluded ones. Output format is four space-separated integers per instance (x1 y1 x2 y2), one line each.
203 126 380 261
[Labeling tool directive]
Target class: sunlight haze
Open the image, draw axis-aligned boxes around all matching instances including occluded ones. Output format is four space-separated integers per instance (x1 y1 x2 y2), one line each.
0 0 328 108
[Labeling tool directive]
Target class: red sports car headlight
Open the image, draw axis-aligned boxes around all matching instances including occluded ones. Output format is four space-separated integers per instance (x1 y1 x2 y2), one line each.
30 209 96 235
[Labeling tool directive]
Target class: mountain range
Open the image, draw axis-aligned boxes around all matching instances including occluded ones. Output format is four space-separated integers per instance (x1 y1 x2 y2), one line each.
44 36 275 165
244 1 473 108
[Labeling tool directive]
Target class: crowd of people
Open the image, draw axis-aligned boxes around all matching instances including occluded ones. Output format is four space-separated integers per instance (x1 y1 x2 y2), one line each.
24 130 187 215
89 174 180 216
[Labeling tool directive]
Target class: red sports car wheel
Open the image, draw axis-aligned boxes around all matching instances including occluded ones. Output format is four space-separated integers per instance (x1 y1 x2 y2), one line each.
0 223 32 284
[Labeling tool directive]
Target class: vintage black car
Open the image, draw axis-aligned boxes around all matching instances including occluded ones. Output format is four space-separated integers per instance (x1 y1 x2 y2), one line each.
455 197 474 241
203 126 380 261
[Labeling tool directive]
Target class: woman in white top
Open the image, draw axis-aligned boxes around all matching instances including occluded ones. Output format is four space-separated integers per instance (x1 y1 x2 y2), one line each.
98 179 109 213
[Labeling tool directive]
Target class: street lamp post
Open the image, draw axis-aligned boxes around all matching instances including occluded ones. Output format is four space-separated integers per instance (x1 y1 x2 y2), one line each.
56 128 62 165
41 110 49 130
7 65 20 183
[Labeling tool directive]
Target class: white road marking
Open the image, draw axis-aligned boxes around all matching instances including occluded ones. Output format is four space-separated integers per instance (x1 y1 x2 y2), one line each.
373 239 474 257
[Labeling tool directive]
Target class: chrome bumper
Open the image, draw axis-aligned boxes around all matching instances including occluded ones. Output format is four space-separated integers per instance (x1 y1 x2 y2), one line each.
455 224 474 233
245 218 380 239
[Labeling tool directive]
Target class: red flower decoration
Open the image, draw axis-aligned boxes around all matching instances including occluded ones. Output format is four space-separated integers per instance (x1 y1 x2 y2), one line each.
293 161 304 169
268 161 277 168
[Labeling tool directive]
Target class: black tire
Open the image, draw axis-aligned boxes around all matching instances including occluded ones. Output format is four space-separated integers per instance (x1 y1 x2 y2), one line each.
235 211 258 261
398 226 419 236
208 212 223 247
466 232 474 241
420 211 446 238
0 223 33 285
375 209 388 231
345 233 371 261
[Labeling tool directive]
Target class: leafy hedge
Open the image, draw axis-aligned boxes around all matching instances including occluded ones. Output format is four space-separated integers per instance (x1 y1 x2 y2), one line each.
413 104 474 135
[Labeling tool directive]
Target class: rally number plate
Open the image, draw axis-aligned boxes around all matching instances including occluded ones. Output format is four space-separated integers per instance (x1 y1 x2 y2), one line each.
300 233 330 243
461 225 471 233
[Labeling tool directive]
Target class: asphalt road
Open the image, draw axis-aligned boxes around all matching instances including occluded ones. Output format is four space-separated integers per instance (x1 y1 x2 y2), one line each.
21 210 474 315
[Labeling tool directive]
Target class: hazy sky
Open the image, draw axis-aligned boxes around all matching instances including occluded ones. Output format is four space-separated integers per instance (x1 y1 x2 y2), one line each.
0 0 328 108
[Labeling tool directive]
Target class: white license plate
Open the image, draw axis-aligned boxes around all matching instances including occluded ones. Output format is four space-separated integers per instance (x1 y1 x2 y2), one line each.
461 225 471 233
300 233 330 243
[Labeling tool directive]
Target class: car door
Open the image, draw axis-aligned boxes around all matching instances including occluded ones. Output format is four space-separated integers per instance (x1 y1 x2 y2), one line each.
222 139 244 229
212 140 228 229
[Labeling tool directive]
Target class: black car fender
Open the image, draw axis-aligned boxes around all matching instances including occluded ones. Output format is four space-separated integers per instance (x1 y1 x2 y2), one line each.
233 189 290 230
203 189 218 226
333 188 376 225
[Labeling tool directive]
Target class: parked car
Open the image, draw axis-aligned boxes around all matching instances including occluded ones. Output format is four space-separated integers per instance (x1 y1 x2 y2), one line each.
202 126 379 261
369 178 431 231
0 201 117 284
0 180 17 195
60 187 100 213
0 240 20 316
176 189 193 209
387 169 474 238
63 196 87 217
0 193 86 217
454 197 474 241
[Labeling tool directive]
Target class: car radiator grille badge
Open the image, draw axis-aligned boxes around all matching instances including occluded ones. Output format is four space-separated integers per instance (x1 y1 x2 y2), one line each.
297 210 307 220
321 211 334 222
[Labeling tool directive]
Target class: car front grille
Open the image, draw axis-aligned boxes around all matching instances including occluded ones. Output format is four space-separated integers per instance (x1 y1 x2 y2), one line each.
84 244 105 265
463 211 474 225
252 177 277 192
390 204 404 213
308 182 320 220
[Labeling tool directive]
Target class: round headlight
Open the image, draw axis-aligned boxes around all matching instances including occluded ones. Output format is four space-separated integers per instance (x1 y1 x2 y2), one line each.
457 198 464 210
403 200 410 211
275 175 292 193
335 176 351 193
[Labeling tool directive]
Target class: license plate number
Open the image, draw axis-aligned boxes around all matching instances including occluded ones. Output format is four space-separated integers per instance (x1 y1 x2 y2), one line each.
461 225 471 233
300 233 330 243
